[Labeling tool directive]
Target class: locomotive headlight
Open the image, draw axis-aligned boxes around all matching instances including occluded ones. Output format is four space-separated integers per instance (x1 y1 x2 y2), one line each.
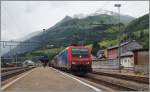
72 61 75 64
86 62 90 64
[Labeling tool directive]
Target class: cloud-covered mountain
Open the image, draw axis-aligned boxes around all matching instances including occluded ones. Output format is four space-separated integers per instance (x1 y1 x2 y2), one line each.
3 11 136 57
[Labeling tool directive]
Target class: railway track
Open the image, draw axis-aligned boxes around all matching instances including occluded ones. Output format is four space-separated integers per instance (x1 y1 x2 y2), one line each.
83 72 149 91
2 67 25 72
92 71 149 84
51 68 149 91
1 66 35 81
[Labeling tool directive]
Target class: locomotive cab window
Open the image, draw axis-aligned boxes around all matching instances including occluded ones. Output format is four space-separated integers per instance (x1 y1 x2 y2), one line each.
72 48 89 58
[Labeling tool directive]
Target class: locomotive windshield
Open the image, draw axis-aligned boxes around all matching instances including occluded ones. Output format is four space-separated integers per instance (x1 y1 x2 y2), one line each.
72 48 89 58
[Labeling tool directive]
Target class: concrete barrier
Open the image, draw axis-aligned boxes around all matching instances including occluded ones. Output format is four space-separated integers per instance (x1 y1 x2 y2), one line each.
134 65 149 74
92 61 119 69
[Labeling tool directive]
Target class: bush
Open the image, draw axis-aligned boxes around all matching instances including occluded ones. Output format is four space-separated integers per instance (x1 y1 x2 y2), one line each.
91 41 101 56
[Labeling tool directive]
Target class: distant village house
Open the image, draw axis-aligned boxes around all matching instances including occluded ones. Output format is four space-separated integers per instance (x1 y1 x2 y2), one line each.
107 40 143 68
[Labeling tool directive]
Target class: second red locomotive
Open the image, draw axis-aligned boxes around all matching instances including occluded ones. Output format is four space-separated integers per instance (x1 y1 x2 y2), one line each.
51 45 92 75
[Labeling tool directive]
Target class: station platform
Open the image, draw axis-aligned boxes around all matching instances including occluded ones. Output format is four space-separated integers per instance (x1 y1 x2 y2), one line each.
2 67 101 91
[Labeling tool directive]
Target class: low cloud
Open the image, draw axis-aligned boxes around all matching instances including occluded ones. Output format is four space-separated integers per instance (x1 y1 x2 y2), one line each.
1 1 149 41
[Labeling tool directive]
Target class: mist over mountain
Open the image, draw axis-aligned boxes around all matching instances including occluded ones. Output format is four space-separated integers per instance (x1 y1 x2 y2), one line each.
1 31 42 56
18 31 42 41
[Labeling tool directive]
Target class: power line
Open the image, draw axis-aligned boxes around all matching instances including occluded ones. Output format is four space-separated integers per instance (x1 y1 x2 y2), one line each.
1 40 41 47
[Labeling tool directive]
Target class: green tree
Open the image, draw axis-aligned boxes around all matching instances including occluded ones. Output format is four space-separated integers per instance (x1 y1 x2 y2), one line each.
143 38 149 49
140 31 144 38
129 33 136 40
101 46 106 49
91 41 101 56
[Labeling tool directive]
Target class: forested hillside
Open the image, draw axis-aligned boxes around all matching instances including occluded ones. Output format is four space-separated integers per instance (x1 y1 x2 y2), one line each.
4 13 149 57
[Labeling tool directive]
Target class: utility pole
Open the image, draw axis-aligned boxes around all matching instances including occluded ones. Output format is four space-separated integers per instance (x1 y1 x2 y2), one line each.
114 4 121 73
9 45 13 63
43 29 46 50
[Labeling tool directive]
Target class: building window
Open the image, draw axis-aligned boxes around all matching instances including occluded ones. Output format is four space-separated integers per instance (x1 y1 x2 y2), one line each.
124 59 127 63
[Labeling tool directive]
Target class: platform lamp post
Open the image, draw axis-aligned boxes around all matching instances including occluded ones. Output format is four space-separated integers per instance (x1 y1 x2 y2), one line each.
114 4 121 73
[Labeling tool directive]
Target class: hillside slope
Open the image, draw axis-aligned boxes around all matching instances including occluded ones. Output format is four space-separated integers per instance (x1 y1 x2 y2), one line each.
4 13 136 56
122 14 149 49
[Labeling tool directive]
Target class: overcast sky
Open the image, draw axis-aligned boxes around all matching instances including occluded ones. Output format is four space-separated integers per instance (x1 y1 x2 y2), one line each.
1 1 149 41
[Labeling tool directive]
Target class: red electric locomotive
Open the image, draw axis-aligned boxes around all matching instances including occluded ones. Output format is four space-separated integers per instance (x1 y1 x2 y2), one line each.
51 45 92 75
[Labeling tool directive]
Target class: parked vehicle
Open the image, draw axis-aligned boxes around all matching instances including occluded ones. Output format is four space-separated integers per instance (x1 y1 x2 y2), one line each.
22 60 35 67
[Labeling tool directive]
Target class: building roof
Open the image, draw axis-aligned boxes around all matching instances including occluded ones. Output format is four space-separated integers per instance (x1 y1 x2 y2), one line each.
107 45 118 49
97 49 105 54
132 49 149 52
120 52 133 57
107 40 136 50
